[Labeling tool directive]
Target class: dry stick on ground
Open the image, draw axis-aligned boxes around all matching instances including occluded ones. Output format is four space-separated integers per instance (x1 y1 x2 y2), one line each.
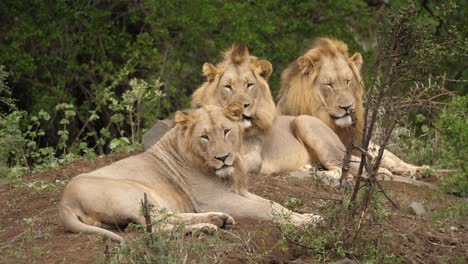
375 180 400 210
104 244 110 261
141 192 153 245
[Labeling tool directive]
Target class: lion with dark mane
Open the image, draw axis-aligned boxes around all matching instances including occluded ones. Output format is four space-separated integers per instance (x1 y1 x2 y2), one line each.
277 37 425 176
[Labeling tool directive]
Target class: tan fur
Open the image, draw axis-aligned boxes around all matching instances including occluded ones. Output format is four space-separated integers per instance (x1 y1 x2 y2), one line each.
59 103 320 243
277 37 364 147
191 45 361 183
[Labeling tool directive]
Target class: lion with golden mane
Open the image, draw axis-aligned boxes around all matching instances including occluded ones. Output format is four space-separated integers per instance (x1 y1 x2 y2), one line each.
277 37 425 177
59 103 320 243
191 44 367 185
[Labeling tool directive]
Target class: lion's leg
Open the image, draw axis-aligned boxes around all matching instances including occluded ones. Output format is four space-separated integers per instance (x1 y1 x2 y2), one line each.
290 116 358 184
149 222 219 237
243 193 323 226
291 115 346 171
155 212 235 229
143 211 234 237
211 192 322 227
368 142 427 179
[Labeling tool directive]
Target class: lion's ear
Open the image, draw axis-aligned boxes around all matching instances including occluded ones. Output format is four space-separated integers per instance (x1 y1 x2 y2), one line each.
224 101 243 121
255 59 273 80
349 52 363 71
297 52 320 75
202 63 218 82
175 110 194 128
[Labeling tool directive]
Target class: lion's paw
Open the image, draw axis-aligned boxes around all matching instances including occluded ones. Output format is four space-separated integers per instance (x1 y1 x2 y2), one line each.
303 213 324 225
291 213 323 226
298 164 313 171
184 223 218 237
390 165 429 180
207 212 235 229
316 169 342 188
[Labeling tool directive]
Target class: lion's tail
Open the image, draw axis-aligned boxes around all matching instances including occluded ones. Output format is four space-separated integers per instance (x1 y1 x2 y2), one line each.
59 205 124 243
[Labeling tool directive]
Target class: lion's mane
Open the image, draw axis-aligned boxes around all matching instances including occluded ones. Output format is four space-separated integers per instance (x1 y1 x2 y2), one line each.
277 37 364 146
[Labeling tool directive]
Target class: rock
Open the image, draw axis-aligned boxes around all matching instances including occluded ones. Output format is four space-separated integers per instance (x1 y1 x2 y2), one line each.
409 201 428 216
142 119 175 150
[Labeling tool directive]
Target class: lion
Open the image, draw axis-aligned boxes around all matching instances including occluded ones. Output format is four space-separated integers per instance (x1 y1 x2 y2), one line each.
59 103 320 243
191 44 365 185
277 37 426 177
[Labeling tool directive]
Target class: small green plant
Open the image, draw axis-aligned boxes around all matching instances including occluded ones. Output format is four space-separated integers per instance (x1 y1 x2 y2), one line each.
432 199 468 221
22 218 33 225
17 179 68 192
105 205 226 263
55 103 76 155
284 196 304 211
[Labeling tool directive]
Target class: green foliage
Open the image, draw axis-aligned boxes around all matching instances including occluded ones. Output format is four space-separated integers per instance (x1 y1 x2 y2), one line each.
284 196 304 211
432 200 467 220
0 65 160 178
435 95 467 197
376 1 466 86
17 179 68 192
106 208 226 263
275 194 402 263
390 95 467 197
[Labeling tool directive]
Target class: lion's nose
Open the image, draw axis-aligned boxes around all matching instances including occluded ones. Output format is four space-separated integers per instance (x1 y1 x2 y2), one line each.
339 104 353 113
243 103 251 109
215 154 229 162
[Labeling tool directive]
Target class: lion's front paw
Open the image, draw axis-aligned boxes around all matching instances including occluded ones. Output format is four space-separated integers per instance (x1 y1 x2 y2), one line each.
184 223 218 237
207 212 235 229
303 213 324 225
391 165 428 180
415 165 431 179
291 213 323 226
316 169 342 188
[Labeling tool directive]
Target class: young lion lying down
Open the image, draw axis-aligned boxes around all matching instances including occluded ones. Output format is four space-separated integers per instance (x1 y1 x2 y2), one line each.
59 102 320 243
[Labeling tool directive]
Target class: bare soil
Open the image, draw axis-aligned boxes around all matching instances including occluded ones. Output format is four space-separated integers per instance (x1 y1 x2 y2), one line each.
0 152 466 263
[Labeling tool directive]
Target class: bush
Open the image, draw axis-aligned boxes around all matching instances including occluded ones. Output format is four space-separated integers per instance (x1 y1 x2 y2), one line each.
435 95 467 197
0 66 163 178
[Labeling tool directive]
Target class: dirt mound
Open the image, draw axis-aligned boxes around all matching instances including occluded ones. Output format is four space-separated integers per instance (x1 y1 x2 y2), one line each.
0 152 466 263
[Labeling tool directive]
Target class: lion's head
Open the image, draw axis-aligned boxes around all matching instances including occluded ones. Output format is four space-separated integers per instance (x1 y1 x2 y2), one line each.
191 44 277 138
174 102 245 183
277 37 364 146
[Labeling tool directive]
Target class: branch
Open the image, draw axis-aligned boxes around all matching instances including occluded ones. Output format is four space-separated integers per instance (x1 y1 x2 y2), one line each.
375 180 400 210
276 226 316 250
340 113 357 191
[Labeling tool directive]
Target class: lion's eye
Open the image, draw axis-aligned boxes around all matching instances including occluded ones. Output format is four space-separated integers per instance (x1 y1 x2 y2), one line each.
224 85 233 91
346 80 351 86
325 83 333 88
200 135 209 141
223 128 231 136
246 83 254 89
